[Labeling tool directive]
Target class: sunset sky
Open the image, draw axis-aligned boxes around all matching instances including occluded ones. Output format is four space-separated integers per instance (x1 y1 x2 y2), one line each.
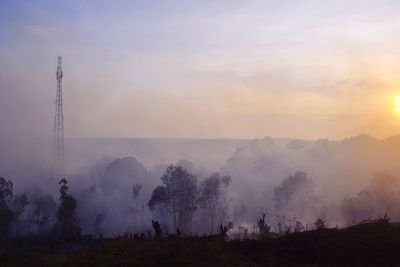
1 0 400 139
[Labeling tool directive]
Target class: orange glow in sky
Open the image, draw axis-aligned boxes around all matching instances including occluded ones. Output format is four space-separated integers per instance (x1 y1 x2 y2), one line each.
396 96 400 114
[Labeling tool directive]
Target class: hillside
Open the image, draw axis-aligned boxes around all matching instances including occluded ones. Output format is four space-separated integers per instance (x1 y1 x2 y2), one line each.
2 220 400 267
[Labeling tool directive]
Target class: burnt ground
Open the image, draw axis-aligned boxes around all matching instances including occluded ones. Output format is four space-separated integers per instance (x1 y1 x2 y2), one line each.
2 221 400 267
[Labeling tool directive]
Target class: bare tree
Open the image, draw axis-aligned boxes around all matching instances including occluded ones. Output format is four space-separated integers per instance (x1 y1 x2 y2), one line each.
257 211 271 238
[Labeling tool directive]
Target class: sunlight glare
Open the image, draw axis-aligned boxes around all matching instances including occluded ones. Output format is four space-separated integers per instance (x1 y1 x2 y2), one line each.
396 96 400 114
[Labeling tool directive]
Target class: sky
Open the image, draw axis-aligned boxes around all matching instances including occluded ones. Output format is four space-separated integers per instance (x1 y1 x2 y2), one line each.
1 0 400 139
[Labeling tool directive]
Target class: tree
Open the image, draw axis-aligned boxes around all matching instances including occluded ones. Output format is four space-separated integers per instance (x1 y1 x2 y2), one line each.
149 165 198 233
340 172 400 225
148 185 168 227
218 175 231 225
132 183 142 230
161 165 198 233
273 172 322 222
257 212 271 238
11 193 29 235
0 177 14 238
0 177 28 238
273 172 314 210
28 194 57 235
314 218 326 230
101 157 148 194
151 220 163 240
56 178 80 240
198 173 223 234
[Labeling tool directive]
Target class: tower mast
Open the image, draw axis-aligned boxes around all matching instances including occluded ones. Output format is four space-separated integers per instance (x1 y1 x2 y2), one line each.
53 56 64 177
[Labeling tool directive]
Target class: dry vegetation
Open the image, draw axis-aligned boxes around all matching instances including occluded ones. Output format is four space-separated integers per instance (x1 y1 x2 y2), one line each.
1 219 400 267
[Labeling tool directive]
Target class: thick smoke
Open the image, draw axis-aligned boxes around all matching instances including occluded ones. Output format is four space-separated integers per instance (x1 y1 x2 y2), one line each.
2 134 400 237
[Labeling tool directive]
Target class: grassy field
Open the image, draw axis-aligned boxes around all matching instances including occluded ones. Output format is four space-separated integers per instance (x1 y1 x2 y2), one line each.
2 221 400 267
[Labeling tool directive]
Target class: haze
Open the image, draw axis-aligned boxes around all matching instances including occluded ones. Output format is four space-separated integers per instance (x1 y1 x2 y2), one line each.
3 1 400 244
2 0 400 140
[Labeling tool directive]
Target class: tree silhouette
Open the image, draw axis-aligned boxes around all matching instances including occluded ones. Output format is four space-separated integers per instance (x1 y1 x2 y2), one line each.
152 220 163 240
132 183 143 230
161 165 198 233
28 194 57 235
257 212 271 238
198 173 223 234
314 218 326 230
148 185 168 227
56 178 80 240
0 177 28 238
218 174 231 225
149 165 198 233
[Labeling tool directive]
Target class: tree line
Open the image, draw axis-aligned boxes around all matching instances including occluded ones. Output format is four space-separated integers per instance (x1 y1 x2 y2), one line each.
0 163 396 241
0 164 232 240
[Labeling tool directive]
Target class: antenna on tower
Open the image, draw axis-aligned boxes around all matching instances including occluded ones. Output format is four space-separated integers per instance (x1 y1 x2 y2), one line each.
53 56 64 177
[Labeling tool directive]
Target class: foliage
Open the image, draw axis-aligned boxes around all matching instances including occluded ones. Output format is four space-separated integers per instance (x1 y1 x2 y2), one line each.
148 185 168 227
273 172 323 224
55 178 80 240
28 194 57 234
273 172 314 210
158 165 198 233
0 177 14 237
148 186 168 211
0 177 28 238
198 173 221 233
340 171 400 226
151 219 163 239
